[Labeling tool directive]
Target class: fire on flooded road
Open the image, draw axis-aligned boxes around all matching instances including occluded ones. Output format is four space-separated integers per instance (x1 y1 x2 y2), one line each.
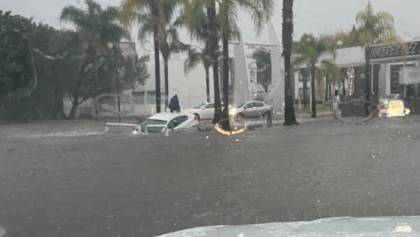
214 117 247 136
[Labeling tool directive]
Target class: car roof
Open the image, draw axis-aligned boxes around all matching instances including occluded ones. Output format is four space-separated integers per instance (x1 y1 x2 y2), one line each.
243 100 264 104
148 112 191 121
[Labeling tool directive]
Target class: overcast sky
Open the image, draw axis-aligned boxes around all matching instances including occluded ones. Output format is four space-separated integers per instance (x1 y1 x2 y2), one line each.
1 0 420 47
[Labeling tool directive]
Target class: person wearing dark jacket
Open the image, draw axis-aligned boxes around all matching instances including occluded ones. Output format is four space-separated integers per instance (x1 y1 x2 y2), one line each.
168 94 181 113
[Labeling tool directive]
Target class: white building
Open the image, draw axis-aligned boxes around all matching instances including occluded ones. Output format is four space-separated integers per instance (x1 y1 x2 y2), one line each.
293 41 420 114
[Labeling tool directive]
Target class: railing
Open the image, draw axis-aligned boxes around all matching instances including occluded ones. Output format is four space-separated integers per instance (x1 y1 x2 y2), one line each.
105 122 169 136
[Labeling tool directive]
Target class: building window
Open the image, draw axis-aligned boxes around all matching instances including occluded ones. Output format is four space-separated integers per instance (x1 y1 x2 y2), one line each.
390 65 402 94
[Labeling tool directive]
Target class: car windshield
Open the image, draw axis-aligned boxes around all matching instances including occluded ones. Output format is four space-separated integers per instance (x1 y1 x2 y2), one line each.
3 0 420 237
193 103 206 109
141 119 167 132
236 103 246 108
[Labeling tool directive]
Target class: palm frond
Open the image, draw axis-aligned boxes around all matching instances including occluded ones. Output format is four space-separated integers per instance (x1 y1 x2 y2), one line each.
119 0 147 27
184 47 202 73
60 6 87 28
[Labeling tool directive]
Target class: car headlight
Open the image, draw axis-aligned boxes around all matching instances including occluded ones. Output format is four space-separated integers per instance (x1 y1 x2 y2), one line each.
229 108 237 116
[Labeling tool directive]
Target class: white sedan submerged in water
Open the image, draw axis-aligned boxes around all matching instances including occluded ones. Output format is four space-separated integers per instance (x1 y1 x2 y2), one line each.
139 112 199 134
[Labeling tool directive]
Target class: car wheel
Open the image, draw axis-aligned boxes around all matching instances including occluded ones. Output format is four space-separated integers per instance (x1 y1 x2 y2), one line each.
236 113 244 120
194 113 201 121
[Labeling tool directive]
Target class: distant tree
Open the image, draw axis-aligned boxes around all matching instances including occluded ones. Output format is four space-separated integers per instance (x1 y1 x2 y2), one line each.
354 1 400 109
316 59 339 101
217 0 274 129
0 11 33 107
0 11 55 121
252 49 272 92
333 27 360 49
184 46 212 102
122 55 150 92
136 0 186 110
61 0 125 118
294 34 336 118
120 0 163 113
182 0 222 123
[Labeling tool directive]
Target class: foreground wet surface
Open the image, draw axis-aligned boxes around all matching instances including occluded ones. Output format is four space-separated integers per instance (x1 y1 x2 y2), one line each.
1 117 420 237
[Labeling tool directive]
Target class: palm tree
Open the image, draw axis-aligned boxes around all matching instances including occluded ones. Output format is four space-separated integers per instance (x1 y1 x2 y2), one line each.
61 0 125 118
282 0 298 125
355 1 400 111
120 0 163 113
182 0 222 123
184 46 212 102
217 0 274 129
318 59 339 102
294 34 335 118
137 0 186 110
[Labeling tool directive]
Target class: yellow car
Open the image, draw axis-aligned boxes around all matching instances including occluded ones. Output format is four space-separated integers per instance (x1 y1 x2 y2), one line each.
379 99 410 117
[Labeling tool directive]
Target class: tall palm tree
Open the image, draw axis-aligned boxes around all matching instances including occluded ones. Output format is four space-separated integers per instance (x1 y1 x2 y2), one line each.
282 0 298 125
355 1 400 111
182 0 222 123
61 0 125 118
184 46 212 102
318 59 339 101
120 0 163 113
217 0 274 129
137 0 186 110
294 34 335 118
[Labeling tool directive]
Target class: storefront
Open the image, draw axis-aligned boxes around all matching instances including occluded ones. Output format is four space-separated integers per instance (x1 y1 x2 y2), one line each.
293 41 420 115
369 40 420 114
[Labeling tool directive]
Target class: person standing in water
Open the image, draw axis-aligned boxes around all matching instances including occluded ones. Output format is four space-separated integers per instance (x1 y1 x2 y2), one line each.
168 94 181 113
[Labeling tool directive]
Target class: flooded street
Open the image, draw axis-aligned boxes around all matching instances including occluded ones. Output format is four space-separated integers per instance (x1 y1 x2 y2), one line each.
1 118 420 237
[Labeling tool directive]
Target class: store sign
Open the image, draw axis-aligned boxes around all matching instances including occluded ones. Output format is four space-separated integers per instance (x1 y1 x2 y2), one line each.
369 41 420 59
400 67 420 85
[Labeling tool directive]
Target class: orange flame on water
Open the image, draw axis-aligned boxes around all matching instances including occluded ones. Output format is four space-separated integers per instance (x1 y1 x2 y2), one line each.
214 122 247 136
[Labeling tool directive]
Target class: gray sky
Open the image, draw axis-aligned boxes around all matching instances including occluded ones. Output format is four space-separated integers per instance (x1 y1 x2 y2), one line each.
1 0 420 45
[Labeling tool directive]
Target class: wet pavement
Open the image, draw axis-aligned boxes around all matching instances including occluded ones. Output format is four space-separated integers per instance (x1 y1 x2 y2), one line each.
1 116 420 236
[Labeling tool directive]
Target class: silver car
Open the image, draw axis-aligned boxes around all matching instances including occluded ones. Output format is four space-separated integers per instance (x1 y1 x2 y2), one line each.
231 101 273 119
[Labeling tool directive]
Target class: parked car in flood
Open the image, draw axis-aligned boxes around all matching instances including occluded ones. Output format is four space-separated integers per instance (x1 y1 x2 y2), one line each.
184 102 218 121
230 101 273 119
140 113 198 134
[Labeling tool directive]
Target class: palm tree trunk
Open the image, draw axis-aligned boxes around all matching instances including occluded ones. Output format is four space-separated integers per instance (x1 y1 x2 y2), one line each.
364 47 371 116
303 73 308 108
207 3 221 124
328 82 332 101
51 71 65 119
93 58 99 120
325 73 329 102
221 30 230 130
153 27 162 113
310 64 317 118
282 0 298 125
205 66 210 102
69 95 79 119
212 61 222 123
164 57 169 111
116 71 121 122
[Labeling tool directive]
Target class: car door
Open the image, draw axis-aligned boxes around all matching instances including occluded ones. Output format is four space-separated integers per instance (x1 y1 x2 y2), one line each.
254 102 265 117
167 115 189 130
243 102 256 117
202 103 215 120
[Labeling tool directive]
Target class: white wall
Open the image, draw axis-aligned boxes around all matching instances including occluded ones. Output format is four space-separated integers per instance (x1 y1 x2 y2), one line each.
140 53 213 111
168 57 214 109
